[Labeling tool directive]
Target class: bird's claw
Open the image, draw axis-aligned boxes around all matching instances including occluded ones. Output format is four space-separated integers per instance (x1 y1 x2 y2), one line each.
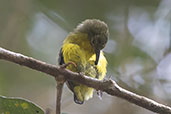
108 75 112 80
97 90 103 100
96 76 112 99
60 61 77 69
79 72 85 76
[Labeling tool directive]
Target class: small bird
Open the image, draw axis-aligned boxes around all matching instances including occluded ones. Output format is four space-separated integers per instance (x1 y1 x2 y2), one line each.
58 19 109 104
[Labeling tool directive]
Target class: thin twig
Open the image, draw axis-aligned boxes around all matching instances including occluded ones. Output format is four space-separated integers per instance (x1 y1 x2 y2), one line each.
1 47 171 114
56 77 65 114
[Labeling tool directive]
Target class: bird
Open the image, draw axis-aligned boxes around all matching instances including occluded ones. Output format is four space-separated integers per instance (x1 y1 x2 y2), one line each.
58 19 109 104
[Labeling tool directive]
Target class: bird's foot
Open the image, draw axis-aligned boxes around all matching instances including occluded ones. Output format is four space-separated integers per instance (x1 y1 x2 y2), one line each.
60 61 77 69
96 75 112 99
97 90 103 100
78 72 85 76
108 75 112 80
102 75 112 83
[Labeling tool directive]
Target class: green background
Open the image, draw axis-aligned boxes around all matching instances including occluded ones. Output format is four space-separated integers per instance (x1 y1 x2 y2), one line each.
0 0 171 114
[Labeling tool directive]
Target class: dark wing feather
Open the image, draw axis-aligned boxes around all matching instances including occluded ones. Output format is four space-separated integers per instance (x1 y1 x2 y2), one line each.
58 48 65 65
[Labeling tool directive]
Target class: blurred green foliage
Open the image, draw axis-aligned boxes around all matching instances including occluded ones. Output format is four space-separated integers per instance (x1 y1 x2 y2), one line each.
0 96 44 114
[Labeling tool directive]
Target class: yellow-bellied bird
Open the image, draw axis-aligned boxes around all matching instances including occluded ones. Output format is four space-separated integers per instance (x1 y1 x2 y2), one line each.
58 19 109 104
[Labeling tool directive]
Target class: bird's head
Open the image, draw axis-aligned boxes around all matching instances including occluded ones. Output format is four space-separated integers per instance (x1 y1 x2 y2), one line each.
75 19 109 65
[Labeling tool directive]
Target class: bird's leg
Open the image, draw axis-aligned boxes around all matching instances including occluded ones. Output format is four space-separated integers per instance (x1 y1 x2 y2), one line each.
60 61 85 76
60 61 77 69
96 76 103 99
93 66 103 99
97 90 103 100
78 72 85 77
75 64 85 76
96 76 112 99
108 75 112 80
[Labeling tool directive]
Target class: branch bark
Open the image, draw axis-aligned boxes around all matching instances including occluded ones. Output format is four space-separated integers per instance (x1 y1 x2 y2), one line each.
0 47 171 114
56 78 64 114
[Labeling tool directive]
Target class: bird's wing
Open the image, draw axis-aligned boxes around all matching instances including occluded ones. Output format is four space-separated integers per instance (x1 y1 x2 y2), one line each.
58 45 85 104
58 48 76 92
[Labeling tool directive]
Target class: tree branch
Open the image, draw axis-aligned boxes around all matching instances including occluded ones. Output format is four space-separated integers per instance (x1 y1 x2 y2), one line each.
0 47 171 114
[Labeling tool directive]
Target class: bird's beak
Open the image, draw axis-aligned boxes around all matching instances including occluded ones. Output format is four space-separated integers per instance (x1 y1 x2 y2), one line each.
95 49 100 65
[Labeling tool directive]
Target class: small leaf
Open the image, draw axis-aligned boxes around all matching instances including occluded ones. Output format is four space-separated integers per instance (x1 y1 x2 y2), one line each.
0 96 44 114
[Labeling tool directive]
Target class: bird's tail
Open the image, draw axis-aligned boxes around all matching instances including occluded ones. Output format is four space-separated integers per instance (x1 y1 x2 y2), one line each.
73 85 94 104
74 94 84 104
